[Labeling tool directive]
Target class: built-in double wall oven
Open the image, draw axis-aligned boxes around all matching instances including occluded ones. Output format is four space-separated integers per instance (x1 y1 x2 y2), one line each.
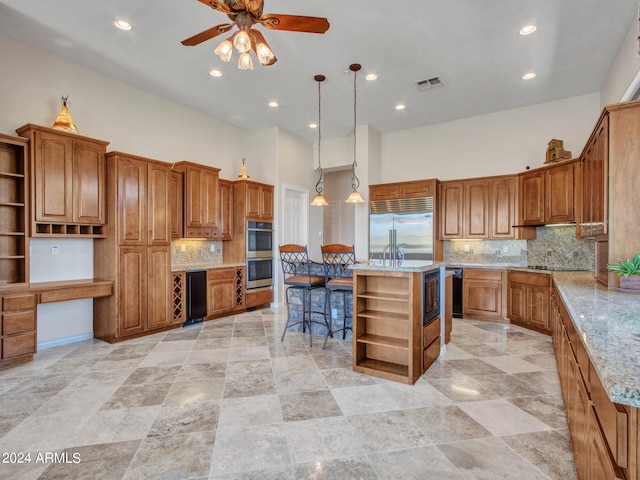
246 221 273 290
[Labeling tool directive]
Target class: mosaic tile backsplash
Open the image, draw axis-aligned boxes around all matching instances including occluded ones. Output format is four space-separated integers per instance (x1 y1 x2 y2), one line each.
171 239 222 266
444 225 594 271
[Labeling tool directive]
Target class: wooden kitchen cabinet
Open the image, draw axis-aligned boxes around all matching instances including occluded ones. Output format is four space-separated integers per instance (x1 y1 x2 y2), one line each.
0 293 37 367
519 159 578 226
463 268 506 320
579 115 608 238
369 179 436 201
507 270 550 334
243 180 274 221
16 124 108 237
170 171 183 239
218 179 233 240
440 181 464 239
464 179 490 238
207 267 235 317
94 152 175 343
172 162 220 238
0 134 29 288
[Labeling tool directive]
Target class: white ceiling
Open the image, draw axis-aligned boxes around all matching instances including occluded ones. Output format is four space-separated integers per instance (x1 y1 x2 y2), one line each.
0 0 636 141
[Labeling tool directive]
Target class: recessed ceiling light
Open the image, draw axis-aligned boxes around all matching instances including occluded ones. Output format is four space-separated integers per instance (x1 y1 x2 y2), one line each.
209 69 222 77
309 123 318 128
522 72 537 80
114 19 132 31
395 104 406 110
365 73 378 81
519 24 537 35
268 101 279 108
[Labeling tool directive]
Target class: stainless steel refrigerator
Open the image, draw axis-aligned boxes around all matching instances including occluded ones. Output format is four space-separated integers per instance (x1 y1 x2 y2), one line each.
369 197 434 261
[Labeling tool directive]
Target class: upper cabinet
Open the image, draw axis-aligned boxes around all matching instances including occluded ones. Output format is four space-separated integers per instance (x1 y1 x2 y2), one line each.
218 179 233 240
518 159 578 226
579 114 608 238
172 162 220 239
16 124 108 237
439 175 533 240
370 179 436 201
0 134 29 288
240 180 274 222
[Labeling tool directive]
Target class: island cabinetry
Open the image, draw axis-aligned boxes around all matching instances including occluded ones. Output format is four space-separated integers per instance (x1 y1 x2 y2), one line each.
352 269 422 385
94 152 176 343
1 292 37 367
0 134 29 288
16 124 108 237
463 268 506 320
507 270 550 334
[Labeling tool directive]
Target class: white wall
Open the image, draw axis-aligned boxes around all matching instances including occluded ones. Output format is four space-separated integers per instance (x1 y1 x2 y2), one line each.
380 93 601 182
601 18 640 105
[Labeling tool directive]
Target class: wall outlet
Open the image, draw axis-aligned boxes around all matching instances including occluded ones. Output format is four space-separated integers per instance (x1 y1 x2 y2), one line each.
495 249 501 255
51 245 59 255
547 250 552 257
503 245 509 253
210 244 215 252
463 244 470 253
180 244 186 252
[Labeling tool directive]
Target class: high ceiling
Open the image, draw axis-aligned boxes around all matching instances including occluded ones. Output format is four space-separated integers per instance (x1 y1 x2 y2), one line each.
0 0 636 141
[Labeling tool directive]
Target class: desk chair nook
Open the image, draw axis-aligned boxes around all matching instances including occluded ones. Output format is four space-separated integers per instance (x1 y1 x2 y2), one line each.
279 244 328 346
321 244 356 349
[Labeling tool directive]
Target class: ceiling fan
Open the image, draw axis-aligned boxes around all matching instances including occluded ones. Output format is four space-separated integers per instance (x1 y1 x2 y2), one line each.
182 0 330 69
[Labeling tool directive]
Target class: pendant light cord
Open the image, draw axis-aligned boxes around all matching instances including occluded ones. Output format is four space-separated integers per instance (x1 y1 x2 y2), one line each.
314 75 324 195
351 65 360 191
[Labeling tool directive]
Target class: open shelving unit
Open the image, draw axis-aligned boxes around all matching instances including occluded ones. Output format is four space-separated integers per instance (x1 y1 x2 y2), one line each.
0 134 29 288
352 270 422 384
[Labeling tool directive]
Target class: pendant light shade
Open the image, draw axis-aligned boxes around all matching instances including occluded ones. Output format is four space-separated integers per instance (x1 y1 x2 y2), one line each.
345 63 365 204
311 74 328 207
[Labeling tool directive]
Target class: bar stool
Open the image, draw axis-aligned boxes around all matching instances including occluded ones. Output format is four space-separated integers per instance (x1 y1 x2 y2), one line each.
321 244 356 349
279 244 328 346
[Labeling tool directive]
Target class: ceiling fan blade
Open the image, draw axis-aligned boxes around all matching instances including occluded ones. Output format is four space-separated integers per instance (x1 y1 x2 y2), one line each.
250 29 277 66
260 14 330 34
181 23 234 46
197 0 232 14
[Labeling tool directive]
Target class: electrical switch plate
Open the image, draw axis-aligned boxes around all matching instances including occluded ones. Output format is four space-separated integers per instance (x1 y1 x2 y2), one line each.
503 245 509 253
51 245 59 255
463 244 470 253
210 244 215 252
180 244 186 252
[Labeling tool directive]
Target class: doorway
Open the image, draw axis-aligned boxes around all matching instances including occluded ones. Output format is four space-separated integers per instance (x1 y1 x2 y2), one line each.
278 185 309 304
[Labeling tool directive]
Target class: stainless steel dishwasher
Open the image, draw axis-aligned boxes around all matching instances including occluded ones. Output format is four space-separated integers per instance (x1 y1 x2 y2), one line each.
185 270 207 326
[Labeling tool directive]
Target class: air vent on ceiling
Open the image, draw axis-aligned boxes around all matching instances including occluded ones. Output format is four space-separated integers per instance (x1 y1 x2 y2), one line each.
415 77 442 91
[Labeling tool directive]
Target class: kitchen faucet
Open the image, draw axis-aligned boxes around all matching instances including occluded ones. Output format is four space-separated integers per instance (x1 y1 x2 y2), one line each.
381 230 404 266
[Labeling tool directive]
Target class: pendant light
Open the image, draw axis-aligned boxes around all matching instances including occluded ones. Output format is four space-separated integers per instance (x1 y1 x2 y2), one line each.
345 63 365 204
311 74 329 207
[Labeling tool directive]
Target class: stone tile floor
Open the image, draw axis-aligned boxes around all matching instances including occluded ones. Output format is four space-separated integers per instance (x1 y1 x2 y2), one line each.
0 308 576 479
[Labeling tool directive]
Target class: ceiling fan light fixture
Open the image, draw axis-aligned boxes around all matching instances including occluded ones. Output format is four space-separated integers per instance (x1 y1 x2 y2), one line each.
214 40 233 62
256 42 275 65
238 52 254 70
233 31 251 53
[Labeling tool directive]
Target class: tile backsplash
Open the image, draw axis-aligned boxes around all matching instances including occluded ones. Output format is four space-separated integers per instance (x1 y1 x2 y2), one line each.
444 225 594 270
171 239 222 266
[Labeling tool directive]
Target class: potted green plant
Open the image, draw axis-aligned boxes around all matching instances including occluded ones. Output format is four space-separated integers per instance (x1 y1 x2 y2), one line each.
607 253 640 291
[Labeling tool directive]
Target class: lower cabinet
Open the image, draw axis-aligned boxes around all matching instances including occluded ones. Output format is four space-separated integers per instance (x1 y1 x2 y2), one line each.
207 267 236 317
551 283 630 480
507 270 550 334
463 269 506 319
422 317 440 372
1 293 37 366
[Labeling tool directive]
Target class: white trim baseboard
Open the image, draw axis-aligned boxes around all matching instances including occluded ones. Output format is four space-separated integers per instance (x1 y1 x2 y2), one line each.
38 332 94 350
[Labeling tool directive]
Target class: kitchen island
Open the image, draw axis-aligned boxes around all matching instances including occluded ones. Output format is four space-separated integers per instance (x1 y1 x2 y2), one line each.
351 261 444 385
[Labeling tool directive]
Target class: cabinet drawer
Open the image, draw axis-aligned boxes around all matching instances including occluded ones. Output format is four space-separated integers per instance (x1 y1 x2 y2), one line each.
3 294 37 312
208 267 235 281
508 271 550 287
464 269 504 281
2 311 36 335
2 332 36 359
423 335 440 371
423 317 440 347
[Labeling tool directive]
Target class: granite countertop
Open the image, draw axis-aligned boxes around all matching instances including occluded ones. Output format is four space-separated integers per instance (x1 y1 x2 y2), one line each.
351 260 444 273
552 271 640 407
171 262 245 272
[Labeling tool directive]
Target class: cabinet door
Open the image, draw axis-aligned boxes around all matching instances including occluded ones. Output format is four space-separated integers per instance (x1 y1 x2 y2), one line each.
219 180 233 240
203 168 219 228
147 246 171 329
370 184 399 201
508 282 526 323
580 118 608 237
246 183 261 219
464 180 490 238
545 163 574 223
147 163 170 245
464 280 502 317
260 185 274 220
185 166 203 227
117 157 147 245
519 171 545 225
170 171 183 239
490 177 516 239
440 182 464 239
207 268 235 316
527 285 549 332
72 139 106 224
588 407 625 480
33 131 73 222
118 247 147 336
